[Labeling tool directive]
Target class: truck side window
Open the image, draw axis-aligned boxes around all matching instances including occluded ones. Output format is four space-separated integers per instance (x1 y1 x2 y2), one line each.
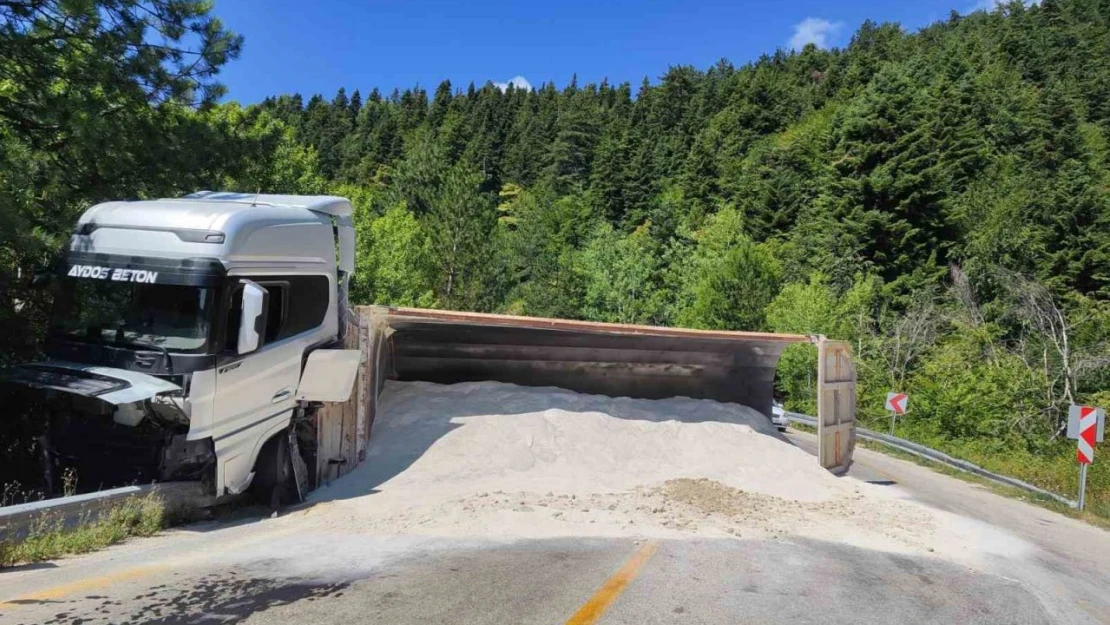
220 281 287 350
279 275 330 339
225 275 329 349
262 283 286 342
269 276 328 339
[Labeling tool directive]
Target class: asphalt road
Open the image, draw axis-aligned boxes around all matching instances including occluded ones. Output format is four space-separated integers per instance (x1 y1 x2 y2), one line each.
786 431 1110 625
0 430 1106 625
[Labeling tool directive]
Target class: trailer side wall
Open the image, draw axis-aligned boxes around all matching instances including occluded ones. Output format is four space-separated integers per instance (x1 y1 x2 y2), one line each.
311 306 852 485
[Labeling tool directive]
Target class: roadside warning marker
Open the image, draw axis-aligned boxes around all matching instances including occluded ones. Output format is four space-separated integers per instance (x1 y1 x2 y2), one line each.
1074 406 1100 465
1067 404 1105 458
1067 404 1104 510
885 392 908 415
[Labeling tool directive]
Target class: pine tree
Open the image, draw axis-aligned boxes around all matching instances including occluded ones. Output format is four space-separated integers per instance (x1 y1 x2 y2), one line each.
426 162 497 308
462 85 508 186
589 120 629 222
545 88 598 192
349 89 362 118
430 80 453 129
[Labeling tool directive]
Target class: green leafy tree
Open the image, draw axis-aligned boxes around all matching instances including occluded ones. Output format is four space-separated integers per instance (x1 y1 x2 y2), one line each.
0 0 242 360
352 204 436 307
766 273 881 414
498 186 592 318
214 105 326 194
673 207 782 331
579 223 667 324
908 323 1047 443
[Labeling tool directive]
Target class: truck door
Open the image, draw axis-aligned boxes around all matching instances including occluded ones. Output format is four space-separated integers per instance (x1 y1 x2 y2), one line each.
817 338 856 473
212 279 303 494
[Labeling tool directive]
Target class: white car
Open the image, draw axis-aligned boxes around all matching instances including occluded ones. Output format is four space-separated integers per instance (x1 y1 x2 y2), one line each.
771 402 789 431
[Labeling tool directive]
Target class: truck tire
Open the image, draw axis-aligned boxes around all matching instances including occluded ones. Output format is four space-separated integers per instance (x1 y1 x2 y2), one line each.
251 432 294 510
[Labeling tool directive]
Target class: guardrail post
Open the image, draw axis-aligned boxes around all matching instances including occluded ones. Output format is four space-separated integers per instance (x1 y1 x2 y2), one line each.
1078 463 1088 511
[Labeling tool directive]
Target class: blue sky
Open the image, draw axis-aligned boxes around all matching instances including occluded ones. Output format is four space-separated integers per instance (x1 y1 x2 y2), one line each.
213 0 1005 103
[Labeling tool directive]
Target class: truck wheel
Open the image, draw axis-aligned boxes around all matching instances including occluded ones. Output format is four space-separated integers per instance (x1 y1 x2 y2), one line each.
251 432 294 510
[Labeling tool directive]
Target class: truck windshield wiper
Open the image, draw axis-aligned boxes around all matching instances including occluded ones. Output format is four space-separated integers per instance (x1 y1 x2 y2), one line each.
116 338 174 375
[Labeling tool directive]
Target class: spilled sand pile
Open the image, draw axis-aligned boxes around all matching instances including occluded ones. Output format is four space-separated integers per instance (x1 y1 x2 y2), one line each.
303 381 1028 564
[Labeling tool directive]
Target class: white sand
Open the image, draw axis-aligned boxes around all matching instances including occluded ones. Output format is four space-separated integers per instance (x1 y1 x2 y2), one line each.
361 380 852 501
300 380 1031 564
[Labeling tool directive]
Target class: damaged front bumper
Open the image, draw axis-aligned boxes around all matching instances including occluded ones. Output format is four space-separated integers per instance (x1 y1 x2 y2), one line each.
3 361 183 406
1 361 215 495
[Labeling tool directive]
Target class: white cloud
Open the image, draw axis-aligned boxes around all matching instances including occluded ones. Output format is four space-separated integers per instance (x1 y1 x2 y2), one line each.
788 17 843 51
493 75 533 92
970 0 1039 10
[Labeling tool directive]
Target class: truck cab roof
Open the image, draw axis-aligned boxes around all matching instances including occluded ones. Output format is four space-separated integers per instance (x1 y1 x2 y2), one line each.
71 192 355 273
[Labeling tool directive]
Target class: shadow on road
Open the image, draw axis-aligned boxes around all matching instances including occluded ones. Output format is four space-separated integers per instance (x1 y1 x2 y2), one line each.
47 571 349 625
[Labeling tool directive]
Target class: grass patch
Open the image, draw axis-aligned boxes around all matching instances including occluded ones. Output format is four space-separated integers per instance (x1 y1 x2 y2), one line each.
789 421 817 435
0 493 165 568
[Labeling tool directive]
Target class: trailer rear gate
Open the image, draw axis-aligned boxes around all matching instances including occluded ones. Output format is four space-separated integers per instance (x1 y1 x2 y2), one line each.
311 306 856 487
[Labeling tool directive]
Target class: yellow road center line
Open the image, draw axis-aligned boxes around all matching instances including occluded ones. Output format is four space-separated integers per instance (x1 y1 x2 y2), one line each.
0 524 303 610
564 540 659 625
0 564 169 609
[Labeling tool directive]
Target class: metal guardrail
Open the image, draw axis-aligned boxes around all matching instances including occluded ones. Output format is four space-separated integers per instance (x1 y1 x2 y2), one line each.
0 482 215 541
787 413 1078 508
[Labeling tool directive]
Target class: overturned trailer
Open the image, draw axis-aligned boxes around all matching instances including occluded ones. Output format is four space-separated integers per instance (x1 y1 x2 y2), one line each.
312 306 857 488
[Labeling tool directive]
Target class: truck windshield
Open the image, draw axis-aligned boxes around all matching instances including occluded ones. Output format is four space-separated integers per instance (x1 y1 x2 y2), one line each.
51 278 214 353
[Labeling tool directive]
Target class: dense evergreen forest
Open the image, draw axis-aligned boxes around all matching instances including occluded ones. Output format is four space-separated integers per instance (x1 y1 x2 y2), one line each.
2 0 1109 511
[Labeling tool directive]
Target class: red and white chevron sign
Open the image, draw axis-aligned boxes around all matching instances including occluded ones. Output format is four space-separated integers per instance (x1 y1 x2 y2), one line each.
1068 404 1105 465
885 392 908 415
1077 407 1098 465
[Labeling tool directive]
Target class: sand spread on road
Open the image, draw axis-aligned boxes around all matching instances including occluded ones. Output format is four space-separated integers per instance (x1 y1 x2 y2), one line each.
302 381 1030 563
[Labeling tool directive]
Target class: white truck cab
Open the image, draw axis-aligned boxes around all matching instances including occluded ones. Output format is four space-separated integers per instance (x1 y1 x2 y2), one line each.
7 192 359 501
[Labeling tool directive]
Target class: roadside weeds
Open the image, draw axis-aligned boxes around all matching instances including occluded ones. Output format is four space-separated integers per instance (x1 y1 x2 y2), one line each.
0 493 165 568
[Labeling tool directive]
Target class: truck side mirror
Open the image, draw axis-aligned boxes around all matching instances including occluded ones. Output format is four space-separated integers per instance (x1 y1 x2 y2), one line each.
237 281 269 355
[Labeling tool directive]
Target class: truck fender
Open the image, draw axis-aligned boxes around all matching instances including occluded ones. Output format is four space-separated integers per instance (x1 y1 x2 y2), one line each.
214 409 293 497
247 418 295 479
226 470 256 495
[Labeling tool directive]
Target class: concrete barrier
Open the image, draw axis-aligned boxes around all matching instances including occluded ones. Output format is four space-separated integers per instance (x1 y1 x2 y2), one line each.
0 482 214 541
